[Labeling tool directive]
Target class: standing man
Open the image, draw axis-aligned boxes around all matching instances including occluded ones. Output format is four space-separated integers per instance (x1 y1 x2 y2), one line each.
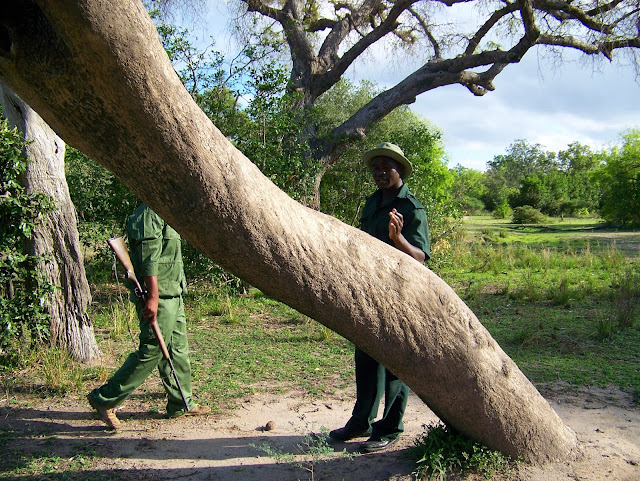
330 142 430 452
87 203 209 429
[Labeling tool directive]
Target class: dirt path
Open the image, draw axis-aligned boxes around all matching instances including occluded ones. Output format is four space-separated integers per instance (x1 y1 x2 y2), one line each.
1 384 639 480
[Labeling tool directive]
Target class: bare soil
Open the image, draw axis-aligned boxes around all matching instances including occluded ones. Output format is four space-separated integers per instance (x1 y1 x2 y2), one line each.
1 383 638 480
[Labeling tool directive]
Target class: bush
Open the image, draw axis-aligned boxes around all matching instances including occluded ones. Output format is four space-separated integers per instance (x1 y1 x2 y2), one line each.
410 422 513 480
492 200 511 219
511 205 546 224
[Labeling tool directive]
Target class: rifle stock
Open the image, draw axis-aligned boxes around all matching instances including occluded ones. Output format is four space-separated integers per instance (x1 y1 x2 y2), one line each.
107 236 190 412
107 236 145 298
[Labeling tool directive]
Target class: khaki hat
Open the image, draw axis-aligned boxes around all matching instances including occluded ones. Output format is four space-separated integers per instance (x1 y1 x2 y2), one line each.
362 142 413 178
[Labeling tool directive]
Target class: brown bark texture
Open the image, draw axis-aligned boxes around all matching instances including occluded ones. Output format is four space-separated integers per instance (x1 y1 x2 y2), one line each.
0 0 577 462
0 83 100 362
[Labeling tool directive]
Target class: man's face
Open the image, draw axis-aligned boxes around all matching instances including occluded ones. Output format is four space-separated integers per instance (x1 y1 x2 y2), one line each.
370 157 403 190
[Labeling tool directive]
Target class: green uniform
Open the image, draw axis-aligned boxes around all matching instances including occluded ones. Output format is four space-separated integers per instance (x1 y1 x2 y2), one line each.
346 183 430 442
89 204 195 417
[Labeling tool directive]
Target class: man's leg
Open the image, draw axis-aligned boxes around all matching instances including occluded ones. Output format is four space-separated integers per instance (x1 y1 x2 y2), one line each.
370 368 409 442
330 348 384 440
157 297 195 417
88 303 163 425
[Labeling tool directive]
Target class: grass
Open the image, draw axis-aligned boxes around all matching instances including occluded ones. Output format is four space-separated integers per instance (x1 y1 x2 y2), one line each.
436 216 640 399
1 215 638 480
252 426 357 481
185 289 354 411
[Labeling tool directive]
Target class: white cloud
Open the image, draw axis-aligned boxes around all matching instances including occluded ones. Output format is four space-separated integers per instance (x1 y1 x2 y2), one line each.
407 52 640 170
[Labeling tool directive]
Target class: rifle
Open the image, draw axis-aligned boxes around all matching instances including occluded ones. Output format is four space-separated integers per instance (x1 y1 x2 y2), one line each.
108 236 190 412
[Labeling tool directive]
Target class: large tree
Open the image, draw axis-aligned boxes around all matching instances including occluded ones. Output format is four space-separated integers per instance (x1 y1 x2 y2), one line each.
1 0 588 463
218 0 639 200
0 84 99 362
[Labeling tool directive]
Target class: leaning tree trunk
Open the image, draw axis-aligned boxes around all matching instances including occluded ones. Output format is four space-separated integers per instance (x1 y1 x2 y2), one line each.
0 84 100 362
0 0 577 463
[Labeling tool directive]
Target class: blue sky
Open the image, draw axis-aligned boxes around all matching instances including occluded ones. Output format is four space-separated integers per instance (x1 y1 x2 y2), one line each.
186 2 640 172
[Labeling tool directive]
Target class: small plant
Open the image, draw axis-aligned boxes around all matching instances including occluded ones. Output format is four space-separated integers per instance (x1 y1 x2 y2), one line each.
596 316 613 341
492 200 511 219
551 276 571 306
610 266 639 328
252 426 356 481
409 422 513 480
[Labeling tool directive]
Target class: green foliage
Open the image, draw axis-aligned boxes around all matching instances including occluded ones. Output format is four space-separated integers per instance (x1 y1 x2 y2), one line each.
483 140 602 218
511 205 547 224
0 119 56 364
65 147 138 239
492 199 511 219
235 66 320 203
595 129 640 226
409 422 513 480
451 166 488 214
155 18 225 95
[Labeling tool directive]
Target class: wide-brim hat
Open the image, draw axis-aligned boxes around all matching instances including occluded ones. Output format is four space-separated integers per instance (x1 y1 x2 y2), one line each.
362 142 413 178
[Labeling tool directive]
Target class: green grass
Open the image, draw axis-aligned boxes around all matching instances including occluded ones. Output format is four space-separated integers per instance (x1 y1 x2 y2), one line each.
438 216 640 399
185 289 354 411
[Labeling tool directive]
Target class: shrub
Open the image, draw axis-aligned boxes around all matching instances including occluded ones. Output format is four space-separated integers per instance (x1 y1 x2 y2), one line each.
492 200 511 219
511 205 546 224
410 422 513 480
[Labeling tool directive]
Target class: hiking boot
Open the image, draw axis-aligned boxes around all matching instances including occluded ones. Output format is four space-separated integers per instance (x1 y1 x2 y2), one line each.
87 393 121 430
167 404 211 419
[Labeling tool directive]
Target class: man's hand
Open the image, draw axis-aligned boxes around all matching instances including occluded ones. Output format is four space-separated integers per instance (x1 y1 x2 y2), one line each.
388 208 404 241
142 275 159 321
388 208 426 263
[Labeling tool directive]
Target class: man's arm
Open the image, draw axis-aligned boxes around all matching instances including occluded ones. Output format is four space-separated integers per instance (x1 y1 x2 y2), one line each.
388 208 426 263
142 275 159 320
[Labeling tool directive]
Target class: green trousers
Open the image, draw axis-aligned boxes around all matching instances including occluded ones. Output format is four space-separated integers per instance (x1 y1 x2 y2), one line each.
89 296 194 416
344 347 409 442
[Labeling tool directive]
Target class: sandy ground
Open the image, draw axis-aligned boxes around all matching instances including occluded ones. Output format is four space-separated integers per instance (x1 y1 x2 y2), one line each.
1 384 639 481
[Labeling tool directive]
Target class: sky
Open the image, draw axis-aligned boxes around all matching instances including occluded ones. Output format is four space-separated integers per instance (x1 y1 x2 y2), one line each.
185 1 640 172
367 51 640 171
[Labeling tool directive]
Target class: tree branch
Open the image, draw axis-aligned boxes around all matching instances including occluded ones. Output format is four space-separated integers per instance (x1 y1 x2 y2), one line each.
312 0 421 100
244 0 284 22
408 6 441 58
533 0 615 34
465 3 519 55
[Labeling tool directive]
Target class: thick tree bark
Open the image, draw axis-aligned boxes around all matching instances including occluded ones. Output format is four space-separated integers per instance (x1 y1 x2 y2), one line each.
0 84 100 362
0 1 577 462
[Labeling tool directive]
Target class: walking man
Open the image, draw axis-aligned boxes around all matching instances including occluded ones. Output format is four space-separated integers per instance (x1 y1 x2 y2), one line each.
88 203 209 428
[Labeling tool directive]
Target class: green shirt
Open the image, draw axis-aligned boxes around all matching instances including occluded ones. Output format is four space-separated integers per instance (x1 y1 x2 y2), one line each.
360 183 431 260
126 204 187 298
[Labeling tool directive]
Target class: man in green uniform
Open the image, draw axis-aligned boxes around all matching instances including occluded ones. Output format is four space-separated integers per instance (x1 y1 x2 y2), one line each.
330 142 430 452
87 203 209 429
